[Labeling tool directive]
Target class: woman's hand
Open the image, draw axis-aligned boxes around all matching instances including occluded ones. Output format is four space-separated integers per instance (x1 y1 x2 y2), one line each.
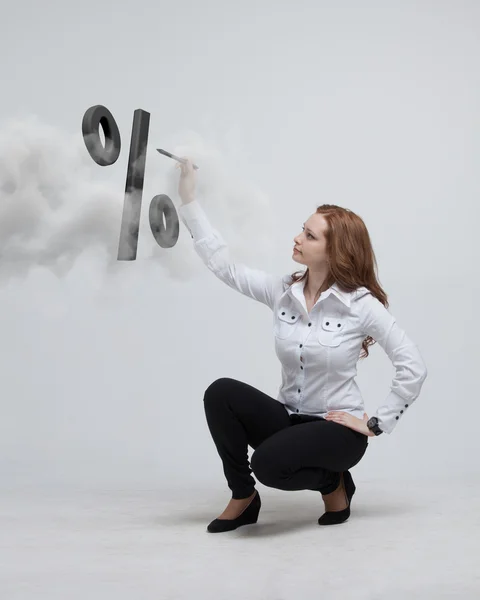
325 411 376 437
175 156 196 204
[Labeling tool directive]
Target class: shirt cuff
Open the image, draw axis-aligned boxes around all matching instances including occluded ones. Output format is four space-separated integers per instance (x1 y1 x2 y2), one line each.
375 390 416 435
177 200 214 241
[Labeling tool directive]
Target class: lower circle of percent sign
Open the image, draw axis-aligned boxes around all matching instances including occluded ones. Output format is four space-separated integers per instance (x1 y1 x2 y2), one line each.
81 104 181 261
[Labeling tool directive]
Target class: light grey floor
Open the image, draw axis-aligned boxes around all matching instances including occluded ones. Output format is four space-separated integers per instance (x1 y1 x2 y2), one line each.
1 478 479 599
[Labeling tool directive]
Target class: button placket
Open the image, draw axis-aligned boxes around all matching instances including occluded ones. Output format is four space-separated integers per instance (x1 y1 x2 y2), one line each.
298 320 313 367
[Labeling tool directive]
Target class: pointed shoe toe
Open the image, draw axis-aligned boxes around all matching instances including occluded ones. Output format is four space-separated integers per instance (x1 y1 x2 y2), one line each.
207 490 261 533
317 504 350 525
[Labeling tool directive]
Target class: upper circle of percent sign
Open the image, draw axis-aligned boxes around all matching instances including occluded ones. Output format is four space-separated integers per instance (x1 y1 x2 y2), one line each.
81 104 181 261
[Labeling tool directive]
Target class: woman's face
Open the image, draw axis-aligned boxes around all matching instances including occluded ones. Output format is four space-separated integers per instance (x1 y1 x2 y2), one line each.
292 213 328 266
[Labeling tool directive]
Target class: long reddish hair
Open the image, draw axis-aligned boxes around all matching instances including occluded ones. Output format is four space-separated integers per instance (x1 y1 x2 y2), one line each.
288 204 389 360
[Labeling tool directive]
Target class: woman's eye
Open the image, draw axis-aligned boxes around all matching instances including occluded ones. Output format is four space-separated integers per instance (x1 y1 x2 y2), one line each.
302 227 313 239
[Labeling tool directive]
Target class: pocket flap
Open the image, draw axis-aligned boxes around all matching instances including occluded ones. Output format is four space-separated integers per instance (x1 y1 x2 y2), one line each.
278 308 300 323
321 316 345 332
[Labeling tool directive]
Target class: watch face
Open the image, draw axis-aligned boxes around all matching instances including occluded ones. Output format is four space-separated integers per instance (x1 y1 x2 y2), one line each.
367 417 383 435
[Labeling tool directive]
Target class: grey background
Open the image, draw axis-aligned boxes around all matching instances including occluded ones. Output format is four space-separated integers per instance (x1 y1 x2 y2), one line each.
1 2 480 599
0 0 477 489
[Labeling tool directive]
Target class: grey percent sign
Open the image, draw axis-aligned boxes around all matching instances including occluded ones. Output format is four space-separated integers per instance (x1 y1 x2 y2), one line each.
82 104 190 261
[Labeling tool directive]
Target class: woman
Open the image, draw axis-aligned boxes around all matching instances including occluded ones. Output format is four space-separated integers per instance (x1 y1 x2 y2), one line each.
175 158 428 533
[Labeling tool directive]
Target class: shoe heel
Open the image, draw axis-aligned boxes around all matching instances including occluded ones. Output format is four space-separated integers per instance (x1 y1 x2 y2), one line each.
343 470 356 507
318 471 355 526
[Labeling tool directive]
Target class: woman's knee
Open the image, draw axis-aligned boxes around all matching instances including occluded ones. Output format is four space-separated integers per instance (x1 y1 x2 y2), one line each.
203 377 236 404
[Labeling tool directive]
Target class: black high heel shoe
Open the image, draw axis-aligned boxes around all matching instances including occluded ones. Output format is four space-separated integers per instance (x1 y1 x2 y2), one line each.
318 470 356 526
207 490 261 533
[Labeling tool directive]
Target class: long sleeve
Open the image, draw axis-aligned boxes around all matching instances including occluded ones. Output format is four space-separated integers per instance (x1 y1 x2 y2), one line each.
356 291 428 434
177 199 282 311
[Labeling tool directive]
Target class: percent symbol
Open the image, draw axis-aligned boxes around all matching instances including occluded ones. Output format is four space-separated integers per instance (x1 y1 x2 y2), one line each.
82 104 182 261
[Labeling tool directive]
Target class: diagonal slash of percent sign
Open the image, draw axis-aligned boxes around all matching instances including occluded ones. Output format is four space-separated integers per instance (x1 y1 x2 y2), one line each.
81 104 198 261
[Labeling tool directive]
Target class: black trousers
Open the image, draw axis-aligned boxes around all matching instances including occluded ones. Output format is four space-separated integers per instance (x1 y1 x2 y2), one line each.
203 378 369 499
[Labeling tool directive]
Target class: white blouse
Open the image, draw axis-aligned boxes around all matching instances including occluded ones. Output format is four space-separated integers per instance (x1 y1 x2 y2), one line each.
178 199 428 435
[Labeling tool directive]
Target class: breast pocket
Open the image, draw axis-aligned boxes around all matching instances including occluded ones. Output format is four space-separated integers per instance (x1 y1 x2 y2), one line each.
274 307 301 339
317 315 346 347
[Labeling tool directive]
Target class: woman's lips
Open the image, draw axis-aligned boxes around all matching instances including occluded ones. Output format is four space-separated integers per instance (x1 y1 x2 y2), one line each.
294 247 301 253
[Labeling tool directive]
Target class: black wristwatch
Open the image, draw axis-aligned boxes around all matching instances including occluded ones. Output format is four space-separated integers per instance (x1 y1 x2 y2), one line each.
367 416 383 436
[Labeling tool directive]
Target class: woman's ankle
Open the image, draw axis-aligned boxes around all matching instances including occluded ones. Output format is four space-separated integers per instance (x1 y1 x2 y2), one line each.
322 476 347 511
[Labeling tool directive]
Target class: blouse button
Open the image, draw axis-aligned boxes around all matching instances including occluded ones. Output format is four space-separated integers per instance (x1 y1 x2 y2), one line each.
400 410 403 414
281 311 285 315
395 416 399 420
405 404 408 408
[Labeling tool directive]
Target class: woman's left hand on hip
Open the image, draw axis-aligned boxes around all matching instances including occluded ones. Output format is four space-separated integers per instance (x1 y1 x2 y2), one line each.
325 411 376 437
